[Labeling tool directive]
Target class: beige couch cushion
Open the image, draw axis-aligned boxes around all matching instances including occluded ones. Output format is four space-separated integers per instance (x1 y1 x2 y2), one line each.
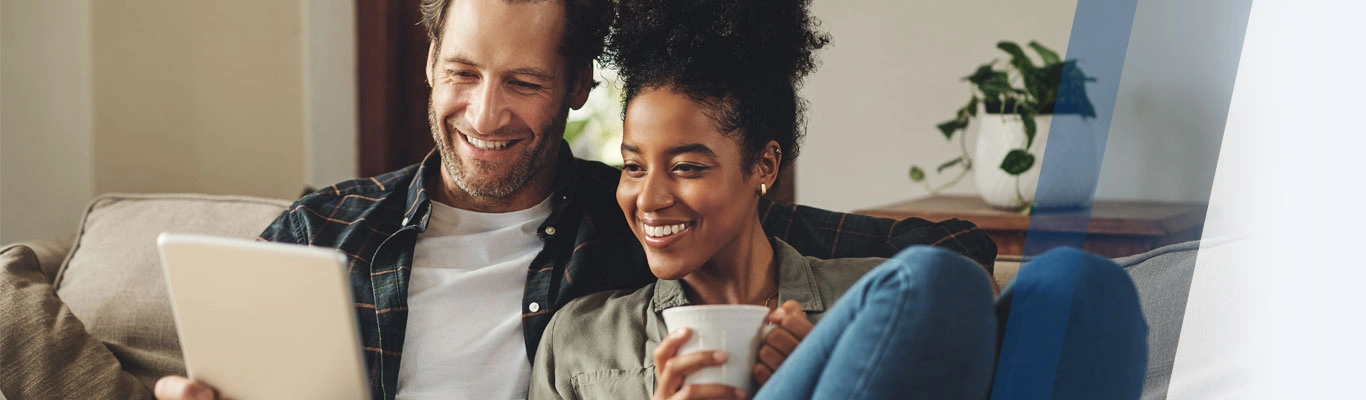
1 244 153 399
51 193 291 389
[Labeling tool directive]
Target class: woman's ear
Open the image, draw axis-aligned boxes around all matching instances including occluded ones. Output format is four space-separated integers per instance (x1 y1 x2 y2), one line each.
754 140 782 191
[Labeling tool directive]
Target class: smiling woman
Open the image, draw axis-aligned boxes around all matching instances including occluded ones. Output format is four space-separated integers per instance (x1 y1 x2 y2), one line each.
528 0 999 399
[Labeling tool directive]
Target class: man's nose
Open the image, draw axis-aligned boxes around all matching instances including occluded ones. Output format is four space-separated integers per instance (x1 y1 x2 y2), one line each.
465 82 512 135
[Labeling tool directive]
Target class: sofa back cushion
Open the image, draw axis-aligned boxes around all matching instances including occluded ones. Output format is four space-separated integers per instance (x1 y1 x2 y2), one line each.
1117 240 1200 400
53 194 290 387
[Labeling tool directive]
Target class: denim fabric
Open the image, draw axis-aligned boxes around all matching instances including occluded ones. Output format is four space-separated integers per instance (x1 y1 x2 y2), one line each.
992 248 1148 400
754 246 998 399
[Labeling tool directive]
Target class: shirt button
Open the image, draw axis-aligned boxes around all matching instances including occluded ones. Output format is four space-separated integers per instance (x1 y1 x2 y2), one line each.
528 302 541 312
543 226 557 236
401 217 410 226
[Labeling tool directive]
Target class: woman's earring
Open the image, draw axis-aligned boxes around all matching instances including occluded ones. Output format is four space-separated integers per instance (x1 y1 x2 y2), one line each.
760 183 768 196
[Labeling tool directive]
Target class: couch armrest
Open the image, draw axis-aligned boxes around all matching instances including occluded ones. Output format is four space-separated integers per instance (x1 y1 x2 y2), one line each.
10 235 76 283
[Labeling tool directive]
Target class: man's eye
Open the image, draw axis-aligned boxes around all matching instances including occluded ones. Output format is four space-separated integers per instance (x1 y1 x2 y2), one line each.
623 164 645 173
512 81 543 91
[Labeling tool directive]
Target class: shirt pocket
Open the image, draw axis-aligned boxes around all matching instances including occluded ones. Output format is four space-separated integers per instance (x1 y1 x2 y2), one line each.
569 368 655 399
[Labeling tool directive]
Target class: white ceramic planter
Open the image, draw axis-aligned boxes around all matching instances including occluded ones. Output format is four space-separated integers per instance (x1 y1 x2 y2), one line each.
971 113 1098 209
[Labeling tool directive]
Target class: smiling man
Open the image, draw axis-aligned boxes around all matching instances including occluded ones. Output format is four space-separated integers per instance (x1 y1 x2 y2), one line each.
152 0 996 399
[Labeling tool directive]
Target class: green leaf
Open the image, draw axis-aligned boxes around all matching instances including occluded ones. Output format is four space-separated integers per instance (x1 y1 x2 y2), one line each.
967 96 979 117
936 157 965 173
997 41 1036 74
964 64 998 85
978 72 1012 99
1020 110 1037 149
936 119 966 140
563 119 589 144
1000 149 1036 176
1028 41 1061 66
909 165 927 182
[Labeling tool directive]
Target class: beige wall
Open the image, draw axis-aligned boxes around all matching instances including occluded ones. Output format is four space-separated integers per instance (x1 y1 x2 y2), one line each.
92 1 305 199
798 0 1079 212
1 0 96 243
798 0 1244 211
3 0 357 242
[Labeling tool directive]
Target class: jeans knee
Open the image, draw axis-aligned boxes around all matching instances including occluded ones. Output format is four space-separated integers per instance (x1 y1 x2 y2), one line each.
1019 247 1127 287
879 246 993 297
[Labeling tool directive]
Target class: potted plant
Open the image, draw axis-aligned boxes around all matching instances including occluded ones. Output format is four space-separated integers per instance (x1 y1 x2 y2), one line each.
910 41 1096 211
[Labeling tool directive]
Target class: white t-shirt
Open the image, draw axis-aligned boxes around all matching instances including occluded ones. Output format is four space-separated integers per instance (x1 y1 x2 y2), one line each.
395 197 552 400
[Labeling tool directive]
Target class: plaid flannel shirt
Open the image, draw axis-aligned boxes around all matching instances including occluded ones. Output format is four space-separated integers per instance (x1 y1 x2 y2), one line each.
259 143 996 400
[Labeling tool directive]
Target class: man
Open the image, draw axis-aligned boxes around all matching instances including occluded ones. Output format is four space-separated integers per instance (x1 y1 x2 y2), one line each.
156 0 995 399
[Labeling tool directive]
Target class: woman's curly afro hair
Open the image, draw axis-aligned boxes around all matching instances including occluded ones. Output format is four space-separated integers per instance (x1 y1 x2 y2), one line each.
605 0 830 170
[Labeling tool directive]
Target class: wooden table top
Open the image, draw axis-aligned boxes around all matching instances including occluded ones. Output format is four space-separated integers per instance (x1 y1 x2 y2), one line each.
855 196 1208 236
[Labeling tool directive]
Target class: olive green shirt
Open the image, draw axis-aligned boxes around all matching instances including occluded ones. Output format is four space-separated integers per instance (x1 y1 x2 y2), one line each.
529 238 885 400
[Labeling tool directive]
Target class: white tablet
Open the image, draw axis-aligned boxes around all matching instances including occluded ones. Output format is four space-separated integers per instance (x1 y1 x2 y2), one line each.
157 233 370 400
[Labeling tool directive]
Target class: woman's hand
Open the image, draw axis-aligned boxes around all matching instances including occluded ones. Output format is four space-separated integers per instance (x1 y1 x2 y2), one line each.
754 300 813 385
154 376 219 400
653 327 747 400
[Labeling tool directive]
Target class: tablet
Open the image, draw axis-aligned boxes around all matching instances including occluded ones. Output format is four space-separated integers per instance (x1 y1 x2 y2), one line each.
157 233 370 400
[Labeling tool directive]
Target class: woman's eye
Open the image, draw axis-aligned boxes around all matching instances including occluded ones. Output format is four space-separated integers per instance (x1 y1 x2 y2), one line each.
673 164 708 174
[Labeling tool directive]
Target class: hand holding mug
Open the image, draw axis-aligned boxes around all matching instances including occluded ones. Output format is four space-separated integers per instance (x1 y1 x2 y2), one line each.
754 300 813 385
653 327 747 400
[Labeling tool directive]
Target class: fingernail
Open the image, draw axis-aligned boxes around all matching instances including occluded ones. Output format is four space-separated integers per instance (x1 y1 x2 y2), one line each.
772 308 787 319
195 389 214 400
673 328 688 338
714 351 728 362
735 389 747 398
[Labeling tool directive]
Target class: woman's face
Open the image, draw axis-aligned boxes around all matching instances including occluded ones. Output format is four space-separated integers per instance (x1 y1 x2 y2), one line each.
617 87 772 280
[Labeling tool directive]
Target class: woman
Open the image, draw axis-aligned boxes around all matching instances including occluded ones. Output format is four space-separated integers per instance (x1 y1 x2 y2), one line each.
527 0 1001 399
530 0 1148 399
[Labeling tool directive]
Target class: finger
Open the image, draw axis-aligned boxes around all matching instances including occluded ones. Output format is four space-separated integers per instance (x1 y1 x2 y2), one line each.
654 328 692 383
674 384 746 400
757 344 787 372
778 304 814 339
764 326 801 356
154 376 217 400
753 363 775 386
661 350 728 390
766 307 787 324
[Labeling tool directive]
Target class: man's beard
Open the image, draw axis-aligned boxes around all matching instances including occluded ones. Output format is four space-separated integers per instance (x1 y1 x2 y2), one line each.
428 101 567 199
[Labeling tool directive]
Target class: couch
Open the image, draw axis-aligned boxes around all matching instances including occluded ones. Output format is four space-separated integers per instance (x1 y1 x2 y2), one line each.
0 193 1199 399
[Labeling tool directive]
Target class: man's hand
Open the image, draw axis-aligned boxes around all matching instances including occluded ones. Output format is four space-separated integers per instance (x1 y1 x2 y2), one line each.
154 376 219 400
754 300 813 385
653 327 746 400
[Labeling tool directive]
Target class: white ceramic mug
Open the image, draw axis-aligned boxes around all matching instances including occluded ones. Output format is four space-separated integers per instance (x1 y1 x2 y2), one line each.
661 305 770 393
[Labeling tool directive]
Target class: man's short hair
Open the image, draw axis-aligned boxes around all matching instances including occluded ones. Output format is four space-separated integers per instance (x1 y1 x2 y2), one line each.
419 0 613 72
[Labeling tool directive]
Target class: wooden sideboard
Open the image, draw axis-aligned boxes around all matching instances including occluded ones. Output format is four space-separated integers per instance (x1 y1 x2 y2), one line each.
854 196 1207 258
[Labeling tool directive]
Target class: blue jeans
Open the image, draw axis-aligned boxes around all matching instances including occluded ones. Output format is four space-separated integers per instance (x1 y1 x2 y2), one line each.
754 247 1147 399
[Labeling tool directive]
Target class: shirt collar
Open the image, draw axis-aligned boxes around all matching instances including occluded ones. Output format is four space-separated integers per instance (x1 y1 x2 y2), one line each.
650 237 827 313
400 141 583 232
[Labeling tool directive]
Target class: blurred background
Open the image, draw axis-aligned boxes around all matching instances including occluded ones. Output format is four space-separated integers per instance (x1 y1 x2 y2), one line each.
0 0 1244 248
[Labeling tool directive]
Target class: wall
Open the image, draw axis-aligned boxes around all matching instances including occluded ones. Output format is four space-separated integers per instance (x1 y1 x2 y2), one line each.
1093 0 1251 203
92 1 306 199
1 0 357 242
0 0 95 243
798 0 1247 211
304 0 358 190
798 0 1079 212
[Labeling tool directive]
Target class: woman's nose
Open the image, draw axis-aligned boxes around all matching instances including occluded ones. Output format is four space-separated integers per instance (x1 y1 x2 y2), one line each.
636 172 674 213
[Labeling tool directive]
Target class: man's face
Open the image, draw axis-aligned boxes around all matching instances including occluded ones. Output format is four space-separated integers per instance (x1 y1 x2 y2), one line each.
426 0 591 199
